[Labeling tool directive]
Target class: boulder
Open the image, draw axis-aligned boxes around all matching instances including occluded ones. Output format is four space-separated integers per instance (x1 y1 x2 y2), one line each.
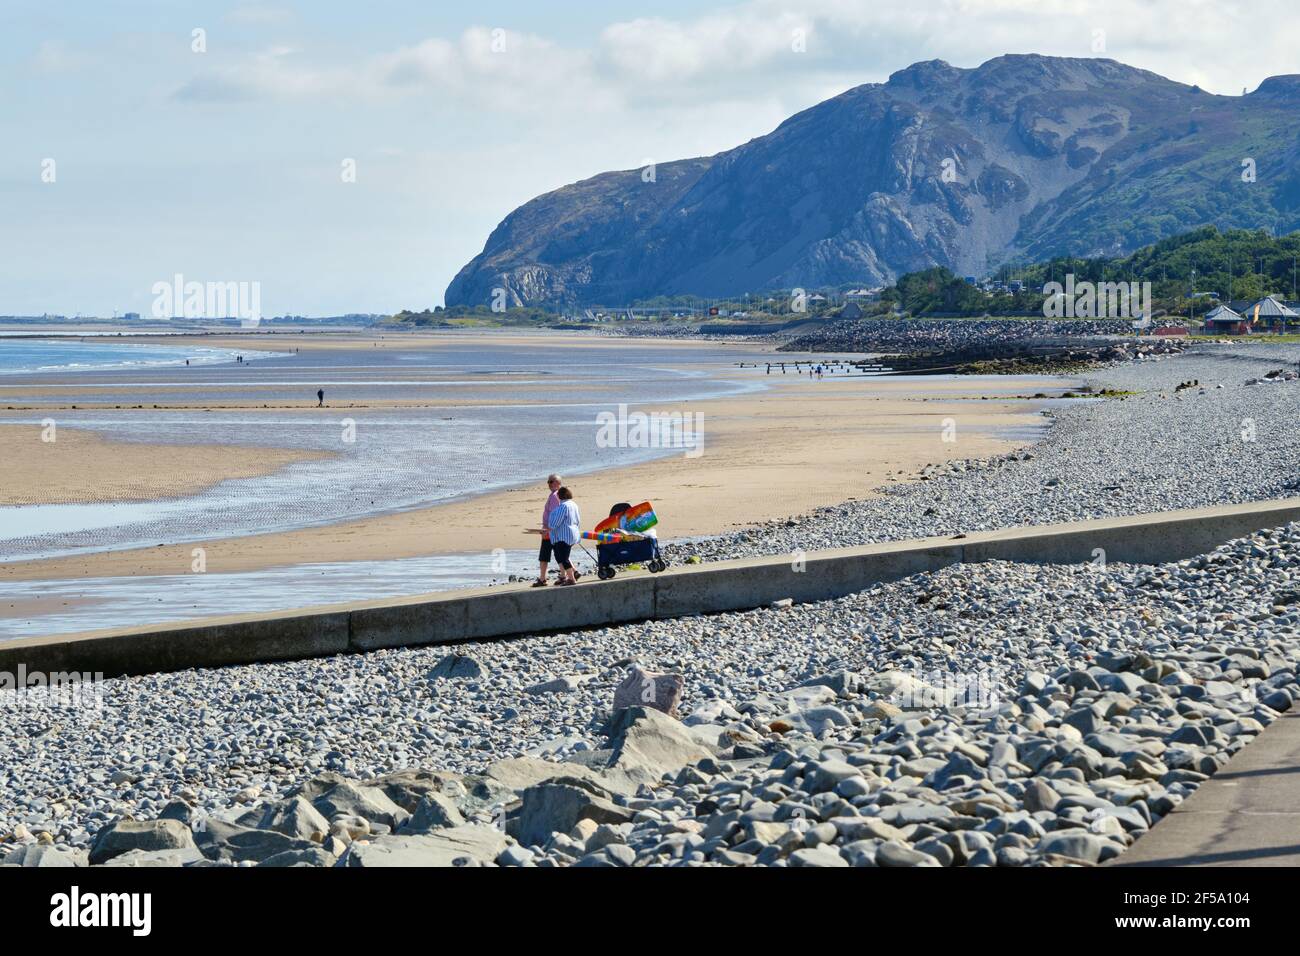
339 826 510 867
1036 831 1112 864
193 820 321 864
1 844 88 867
310 781 410 831
398 793 466 833
258 796 330 843
514 784 634 848
602 706 716 784
484 755 639 798
613 667 684 716
88 819 198 865
374 768 511 816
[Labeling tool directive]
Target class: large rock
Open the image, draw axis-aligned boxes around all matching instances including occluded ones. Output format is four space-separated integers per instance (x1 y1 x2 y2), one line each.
193 820 322 864
398 793 466 834
1 844 88 867
373 768 511 817
514 784 634 848
484 756 639 798
259 796 330 843
1037 831 1112 865
88 819 198 865
339 826 510 867
310 781 410 831
613 667 684 716
602 706 716 784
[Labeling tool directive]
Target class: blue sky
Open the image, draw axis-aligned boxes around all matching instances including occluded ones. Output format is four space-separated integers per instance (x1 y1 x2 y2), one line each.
1 0 1291 316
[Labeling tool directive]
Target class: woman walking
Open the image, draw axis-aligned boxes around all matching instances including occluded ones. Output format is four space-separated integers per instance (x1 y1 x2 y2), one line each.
532 474 562 587
546 486 582 586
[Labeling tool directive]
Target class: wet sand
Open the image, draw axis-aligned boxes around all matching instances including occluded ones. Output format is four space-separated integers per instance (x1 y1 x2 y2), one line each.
0 424 334 506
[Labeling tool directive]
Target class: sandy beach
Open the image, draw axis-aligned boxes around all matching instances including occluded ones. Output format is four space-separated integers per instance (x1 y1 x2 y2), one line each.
0 377 1059 583
0 424 334 506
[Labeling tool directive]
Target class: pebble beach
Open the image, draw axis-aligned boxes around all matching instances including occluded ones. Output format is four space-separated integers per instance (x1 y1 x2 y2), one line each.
3 340 1299 868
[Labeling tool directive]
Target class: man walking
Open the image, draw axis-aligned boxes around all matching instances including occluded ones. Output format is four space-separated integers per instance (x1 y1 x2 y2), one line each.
317 388 325 407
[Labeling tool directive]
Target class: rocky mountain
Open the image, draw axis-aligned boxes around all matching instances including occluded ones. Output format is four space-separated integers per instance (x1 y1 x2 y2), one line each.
446 55 1300 308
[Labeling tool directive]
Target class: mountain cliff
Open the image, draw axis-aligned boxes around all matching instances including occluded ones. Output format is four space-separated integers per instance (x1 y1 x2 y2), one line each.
446 54 1300 308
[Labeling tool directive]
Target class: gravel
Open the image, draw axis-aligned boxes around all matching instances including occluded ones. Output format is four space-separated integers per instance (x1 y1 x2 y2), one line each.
668 341 1300 565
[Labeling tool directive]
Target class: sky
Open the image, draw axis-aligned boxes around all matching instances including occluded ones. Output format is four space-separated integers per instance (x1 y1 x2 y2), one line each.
1 0 1294 317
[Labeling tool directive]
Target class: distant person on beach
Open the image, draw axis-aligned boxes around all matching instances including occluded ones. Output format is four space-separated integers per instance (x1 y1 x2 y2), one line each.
317 388 324 407
546 486 582 586
532 473 561 587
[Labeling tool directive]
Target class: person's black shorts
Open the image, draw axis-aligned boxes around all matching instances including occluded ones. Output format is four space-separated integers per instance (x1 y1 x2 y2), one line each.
538 537 553 562
552 541 573 569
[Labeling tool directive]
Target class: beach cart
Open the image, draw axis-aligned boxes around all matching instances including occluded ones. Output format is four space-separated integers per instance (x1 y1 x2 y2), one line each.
586 502 668 580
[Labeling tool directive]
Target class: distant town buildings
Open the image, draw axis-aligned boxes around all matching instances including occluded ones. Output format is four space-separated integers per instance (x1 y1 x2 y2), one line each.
1203 296 1299 334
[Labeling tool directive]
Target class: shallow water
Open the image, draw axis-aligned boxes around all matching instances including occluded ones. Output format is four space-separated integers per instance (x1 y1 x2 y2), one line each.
0 338 248 375
0 548 549 640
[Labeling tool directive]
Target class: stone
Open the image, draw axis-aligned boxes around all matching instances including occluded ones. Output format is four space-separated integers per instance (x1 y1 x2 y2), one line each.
194 820 321 864
88 819 198 866
483 756 638 798
788 845 848 868
497 845 536 866
514 784 634 848
804 759 861 794
340 826 511 867
1167 724 1221 747
613 667 684 716
525 676 589 695
602 706 715 784
876 802 955 827
1021 779 1061 812
398 793 467 834
311 781 410 831
1 844 88 867
100 848 206 867
259 796 330 843
256 847 339 867
1062 706 1106 737
877 841 941 867
1036 831 1111 864
605 843 637 867
861 700 904 722
427 654 484 680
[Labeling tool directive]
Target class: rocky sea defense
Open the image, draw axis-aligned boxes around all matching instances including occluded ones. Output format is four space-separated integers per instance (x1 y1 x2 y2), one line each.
1 341 1296 868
